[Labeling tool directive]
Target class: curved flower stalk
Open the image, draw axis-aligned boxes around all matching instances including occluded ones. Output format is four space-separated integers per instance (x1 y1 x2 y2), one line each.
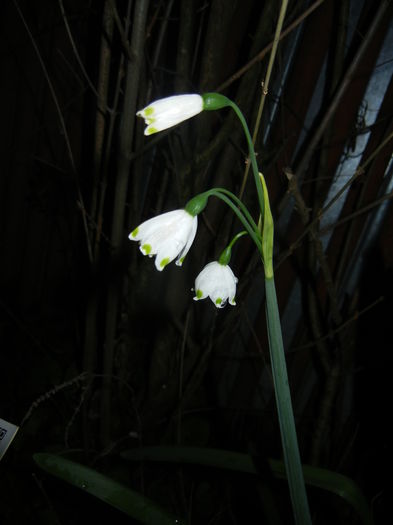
129 209 197 271
193 262 238 308
137 94 204 135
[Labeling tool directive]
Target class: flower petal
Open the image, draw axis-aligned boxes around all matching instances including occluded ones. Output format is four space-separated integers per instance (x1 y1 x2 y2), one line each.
193 261 237 307
137 95 203 135
129 209 197 271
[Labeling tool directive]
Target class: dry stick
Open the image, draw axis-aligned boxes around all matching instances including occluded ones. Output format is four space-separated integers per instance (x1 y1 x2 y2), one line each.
12 0 93 263
109 0 135 62
81 0 116 455
177 309 190 445
95 0 132 259
292 296 384 351
216 0 326 92
21 373 87 427
285 168 339 466
334 141 391 290
279 0 389 218
146 0 175 102
90 0 115 250
276 129 393 268
100 0 150 447
320 188 393 235
293 0 389 181
58 0 101 100
238 0 289 200
285 169 341 324
83 0 114 374
283 0 389 460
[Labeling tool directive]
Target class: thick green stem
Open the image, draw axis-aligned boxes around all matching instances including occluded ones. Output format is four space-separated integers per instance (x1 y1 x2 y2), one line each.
265 277 312 525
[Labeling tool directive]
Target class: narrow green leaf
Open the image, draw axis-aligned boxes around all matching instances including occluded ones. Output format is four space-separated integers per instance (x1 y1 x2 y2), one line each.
33 453 184 525
259 172 274 278
121 446 374 525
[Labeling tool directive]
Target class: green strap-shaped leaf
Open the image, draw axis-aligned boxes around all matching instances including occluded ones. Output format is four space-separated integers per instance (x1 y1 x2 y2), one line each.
33 453 184 525
121 446 374 525
259 172 274 279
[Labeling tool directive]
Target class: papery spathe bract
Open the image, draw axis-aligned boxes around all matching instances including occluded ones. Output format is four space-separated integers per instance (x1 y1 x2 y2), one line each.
193 261 238 308
129 209 197 271
137 94 203 135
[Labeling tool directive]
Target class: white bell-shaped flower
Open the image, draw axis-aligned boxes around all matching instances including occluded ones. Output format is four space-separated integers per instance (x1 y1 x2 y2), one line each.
129 209 197 271
137 94 203 135
193 261 238 308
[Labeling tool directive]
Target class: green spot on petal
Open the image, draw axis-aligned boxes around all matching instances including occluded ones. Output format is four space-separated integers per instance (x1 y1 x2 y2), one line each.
179 257 185 265
131 227 139 237
215 298 222 305
196 289 203 299
144 107 154 116
160 257 170 268
142 244 152 254
146 126 158 135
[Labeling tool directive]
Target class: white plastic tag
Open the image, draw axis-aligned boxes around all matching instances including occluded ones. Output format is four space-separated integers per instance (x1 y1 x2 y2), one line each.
0 417 19 460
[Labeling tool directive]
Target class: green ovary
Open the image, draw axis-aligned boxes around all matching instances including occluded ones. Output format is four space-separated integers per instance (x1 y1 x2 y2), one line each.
160 257 170 268
142 244 152 254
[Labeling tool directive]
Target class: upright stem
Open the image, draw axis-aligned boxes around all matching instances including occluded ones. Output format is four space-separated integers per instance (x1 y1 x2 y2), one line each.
265 277 312 525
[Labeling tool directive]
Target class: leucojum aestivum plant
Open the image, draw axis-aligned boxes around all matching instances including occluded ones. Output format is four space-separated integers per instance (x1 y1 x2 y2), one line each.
130 93 312 524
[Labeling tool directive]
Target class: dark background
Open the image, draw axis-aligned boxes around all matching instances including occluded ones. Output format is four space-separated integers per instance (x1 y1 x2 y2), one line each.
1 0 393 523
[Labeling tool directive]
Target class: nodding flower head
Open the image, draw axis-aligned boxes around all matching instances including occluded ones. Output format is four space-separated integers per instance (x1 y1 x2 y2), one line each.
129 209 198 271
193 261 238 308
136 94 204 135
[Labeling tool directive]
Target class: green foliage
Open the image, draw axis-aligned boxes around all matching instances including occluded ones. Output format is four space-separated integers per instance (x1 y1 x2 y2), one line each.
33 453 185 524
121 446 374 525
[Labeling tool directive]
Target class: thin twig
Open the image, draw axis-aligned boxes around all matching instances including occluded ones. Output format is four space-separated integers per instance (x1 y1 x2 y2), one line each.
12 0 93 263
21 373 88 427
291 296 384 351
58 0 101 100
294 0 389 180
276 130 393 268
216 0 326 91
177 309 190 445
239 0 289 200
320 188 393 235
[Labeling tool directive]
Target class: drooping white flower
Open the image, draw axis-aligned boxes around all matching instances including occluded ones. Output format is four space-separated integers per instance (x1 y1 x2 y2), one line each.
193 261 238 308
129 209 198 271
137 94 204 135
